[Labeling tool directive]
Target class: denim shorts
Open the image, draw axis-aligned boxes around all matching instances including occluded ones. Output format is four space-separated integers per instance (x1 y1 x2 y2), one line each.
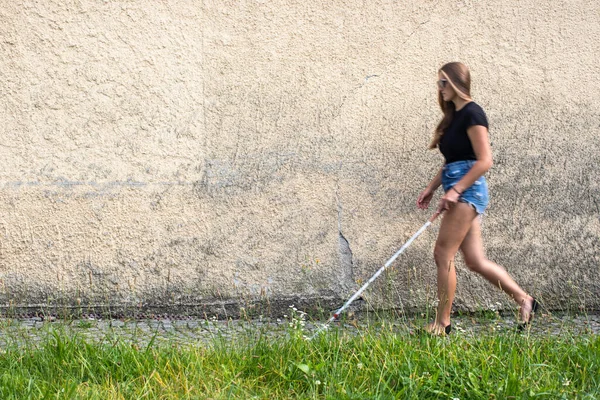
442 160 489 214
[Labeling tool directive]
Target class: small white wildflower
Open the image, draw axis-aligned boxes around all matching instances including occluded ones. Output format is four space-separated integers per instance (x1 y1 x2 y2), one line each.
357 363 363 369
563 379 571 386
315 380 321 385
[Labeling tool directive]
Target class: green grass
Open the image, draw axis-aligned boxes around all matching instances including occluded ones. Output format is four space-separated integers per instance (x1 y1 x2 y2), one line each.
0 320 598 399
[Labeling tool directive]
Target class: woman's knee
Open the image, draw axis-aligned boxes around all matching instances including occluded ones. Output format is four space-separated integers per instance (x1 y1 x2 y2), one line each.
464 257 485 273
433 244 456 266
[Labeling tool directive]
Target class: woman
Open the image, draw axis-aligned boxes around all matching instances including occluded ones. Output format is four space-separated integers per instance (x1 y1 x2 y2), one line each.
416 62 538 335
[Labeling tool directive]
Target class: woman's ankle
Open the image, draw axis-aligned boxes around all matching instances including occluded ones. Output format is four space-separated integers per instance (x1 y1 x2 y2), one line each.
519 295 534 307
437 320 451 328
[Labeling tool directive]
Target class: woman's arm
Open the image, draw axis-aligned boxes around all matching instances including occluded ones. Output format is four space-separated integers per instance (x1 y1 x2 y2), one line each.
451 125 493 193
427 167 443 192
417 167 443 210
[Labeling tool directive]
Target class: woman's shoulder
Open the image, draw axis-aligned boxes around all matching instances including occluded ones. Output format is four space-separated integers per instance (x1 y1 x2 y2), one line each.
464 101 486 114
463 101 489 127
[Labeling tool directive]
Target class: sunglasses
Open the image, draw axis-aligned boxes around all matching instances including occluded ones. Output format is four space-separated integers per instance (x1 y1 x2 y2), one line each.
437 79 448 89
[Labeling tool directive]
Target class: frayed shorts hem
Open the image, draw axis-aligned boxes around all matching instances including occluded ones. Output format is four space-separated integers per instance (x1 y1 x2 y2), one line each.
442 160 489 215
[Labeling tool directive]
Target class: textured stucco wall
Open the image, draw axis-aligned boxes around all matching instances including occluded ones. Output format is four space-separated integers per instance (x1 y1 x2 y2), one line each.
0 0 598 316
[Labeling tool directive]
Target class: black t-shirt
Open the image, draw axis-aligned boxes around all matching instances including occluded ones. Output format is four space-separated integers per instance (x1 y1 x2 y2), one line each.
438 102 489 164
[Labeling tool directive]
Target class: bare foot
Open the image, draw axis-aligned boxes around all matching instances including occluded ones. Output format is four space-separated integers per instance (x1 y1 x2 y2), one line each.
424 322 451 336
519 296 535 323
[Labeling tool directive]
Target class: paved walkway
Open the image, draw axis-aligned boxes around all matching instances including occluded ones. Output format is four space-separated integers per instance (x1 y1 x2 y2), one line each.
1 311 598 348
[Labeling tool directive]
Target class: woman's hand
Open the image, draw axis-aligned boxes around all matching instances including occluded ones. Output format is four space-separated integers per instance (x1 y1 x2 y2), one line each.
417 188 435 210
437 187 461 212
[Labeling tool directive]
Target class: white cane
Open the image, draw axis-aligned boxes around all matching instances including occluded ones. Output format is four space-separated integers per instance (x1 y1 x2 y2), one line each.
309 210 442 340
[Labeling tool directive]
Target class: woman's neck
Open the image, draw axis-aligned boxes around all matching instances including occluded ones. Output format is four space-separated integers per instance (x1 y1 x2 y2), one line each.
453 97 472 111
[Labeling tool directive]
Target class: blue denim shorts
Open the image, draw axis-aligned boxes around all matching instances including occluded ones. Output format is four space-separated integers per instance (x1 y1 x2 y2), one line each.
442 160 489 214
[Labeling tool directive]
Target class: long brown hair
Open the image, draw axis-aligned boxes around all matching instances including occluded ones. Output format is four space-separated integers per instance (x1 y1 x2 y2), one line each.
429 62 473 149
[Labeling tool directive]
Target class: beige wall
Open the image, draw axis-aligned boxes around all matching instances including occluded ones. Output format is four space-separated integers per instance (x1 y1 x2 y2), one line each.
1 0 598 316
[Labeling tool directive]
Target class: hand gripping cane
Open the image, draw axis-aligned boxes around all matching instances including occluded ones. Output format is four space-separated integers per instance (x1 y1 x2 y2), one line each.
309 210 442 340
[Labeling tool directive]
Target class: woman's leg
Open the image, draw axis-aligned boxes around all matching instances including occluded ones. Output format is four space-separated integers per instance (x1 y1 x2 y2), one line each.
426 202 477 334
459 217 535 322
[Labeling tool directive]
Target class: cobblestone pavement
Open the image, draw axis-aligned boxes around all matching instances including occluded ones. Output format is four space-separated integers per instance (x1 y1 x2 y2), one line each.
1 311 599 348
